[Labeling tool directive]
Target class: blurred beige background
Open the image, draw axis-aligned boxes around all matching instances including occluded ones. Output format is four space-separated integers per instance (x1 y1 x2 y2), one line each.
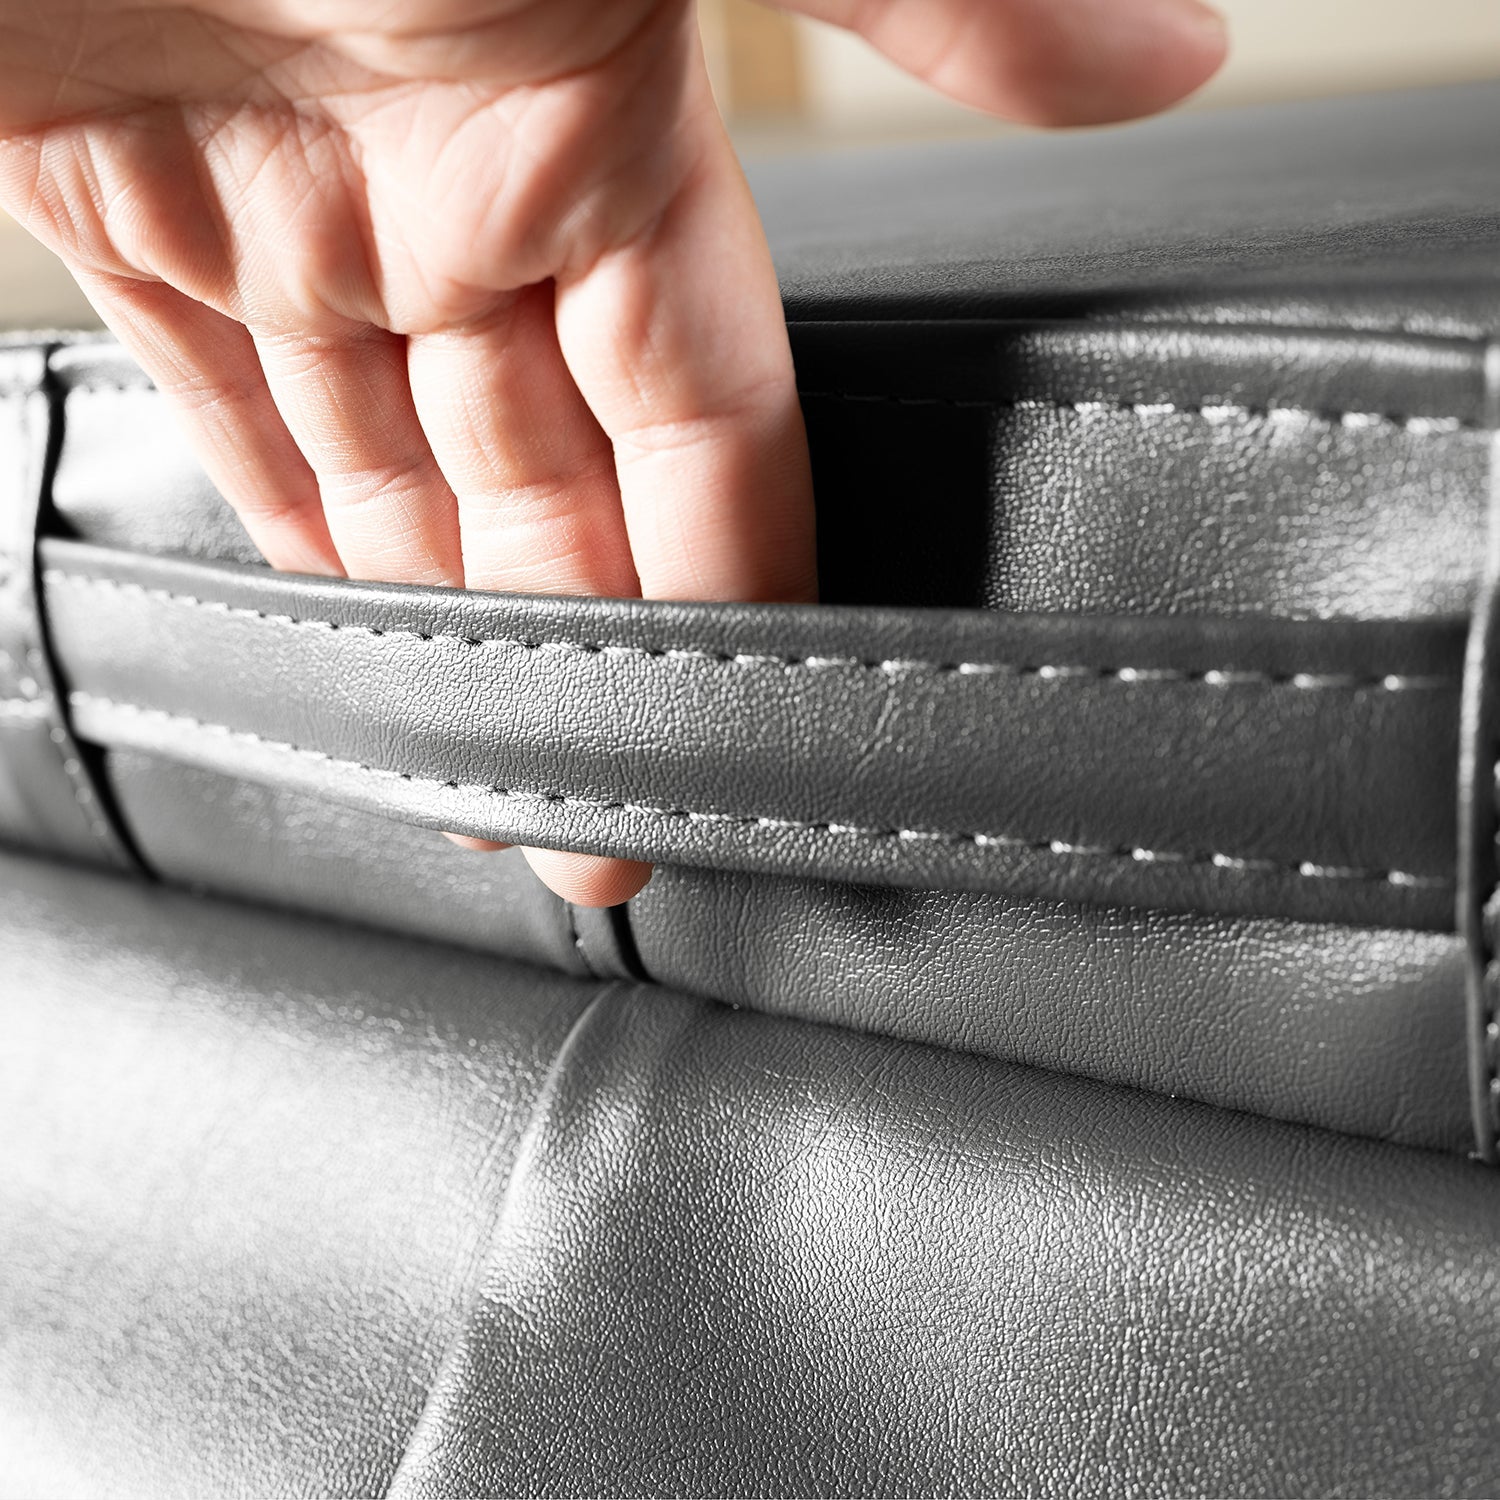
3 0 1499 328
708 0 1500 141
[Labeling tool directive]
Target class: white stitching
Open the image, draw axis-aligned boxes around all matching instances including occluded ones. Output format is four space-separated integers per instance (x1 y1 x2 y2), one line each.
54 373 1478 434
7 638 122 853
68 690 1454 893
63 381 153 393
798 390 1475 435
33 650 119 850
0 697 48 720
42 570 1457 693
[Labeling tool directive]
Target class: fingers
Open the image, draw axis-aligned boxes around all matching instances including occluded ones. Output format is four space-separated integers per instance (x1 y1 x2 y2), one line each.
775 0 1228 127
407 282 637 599
525 103 816 909
74 272 343 577
554 105 817 607
408 280 651 904
522 847 654 909
254 324 464 586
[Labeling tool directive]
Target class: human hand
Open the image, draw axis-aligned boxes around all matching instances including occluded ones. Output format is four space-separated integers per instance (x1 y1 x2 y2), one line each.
0 0 1225 906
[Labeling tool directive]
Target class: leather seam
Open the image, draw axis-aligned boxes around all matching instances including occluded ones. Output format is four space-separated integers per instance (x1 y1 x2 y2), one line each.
1 390 123 862
1487 753 1500 1155
563 900 594 979
69 690 1455 894
41 571 1458 693
382 981 626 1498
799 390 1478 435
55 376 1483 437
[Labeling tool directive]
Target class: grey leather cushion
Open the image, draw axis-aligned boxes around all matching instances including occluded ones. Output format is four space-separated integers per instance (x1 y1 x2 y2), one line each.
3 81 1500 1497
4 849 1500 1499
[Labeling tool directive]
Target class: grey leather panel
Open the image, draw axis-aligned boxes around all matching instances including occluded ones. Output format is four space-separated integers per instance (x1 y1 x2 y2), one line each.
41 538 1465 929
0 849 596 1500
48 343 262 567
389 983 1500 1499
101 747 589 978
797 321 1492 620
631 866 1472 1153
86 746 1478 1155
6 850 1495 1500
0 349 136 870
1458 371 1500 1164
44 319 1494 624
752 81 1500 334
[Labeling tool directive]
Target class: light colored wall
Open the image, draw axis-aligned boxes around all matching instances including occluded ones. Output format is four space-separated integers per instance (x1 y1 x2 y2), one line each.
0 218 98 328
795 0 1500 137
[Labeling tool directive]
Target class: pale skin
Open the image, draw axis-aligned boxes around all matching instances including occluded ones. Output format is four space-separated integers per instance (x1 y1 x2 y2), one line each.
0 0 1226 905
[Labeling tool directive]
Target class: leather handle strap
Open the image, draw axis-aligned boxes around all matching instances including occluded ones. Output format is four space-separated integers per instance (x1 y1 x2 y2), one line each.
38 537 1465 930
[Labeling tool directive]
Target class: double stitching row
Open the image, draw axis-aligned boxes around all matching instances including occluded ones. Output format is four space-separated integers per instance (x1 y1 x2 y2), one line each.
69 691 1453 894
60 375 1478 437
43 569 1457 693
799 389 1475 436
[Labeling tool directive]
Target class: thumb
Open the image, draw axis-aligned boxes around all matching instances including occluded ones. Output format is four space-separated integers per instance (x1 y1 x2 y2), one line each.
769 0 1227 127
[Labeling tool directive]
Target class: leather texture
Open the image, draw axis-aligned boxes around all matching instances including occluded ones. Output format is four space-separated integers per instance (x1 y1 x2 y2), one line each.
0 850 592 1500
4 849 1499 1499
38 536 1464 928
9 324 1485 1142
629 865 1473 1153
390 983 1500 1500
91 741 1476 1153
4 81 1500 1497
754 81 1500 335
1459 344 1500 1164
0 348 136 872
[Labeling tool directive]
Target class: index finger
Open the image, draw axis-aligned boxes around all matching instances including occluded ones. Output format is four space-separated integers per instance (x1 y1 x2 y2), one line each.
553 103 817 609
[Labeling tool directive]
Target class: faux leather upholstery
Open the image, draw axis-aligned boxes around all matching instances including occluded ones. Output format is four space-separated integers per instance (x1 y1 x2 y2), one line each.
0 349 136 872
4 850 1499 1499
4 82 1500 1497
38 537 1464 928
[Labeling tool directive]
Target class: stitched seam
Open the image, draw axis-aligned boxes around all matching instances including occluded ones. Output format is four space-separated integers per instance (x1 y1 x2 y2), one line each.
21 658 116 851
70 691 1452 893
58 380 154 395
42 570 1457 693
798 390 1476 435
0 696 49 720
55 375 1478 436
34 662 118 852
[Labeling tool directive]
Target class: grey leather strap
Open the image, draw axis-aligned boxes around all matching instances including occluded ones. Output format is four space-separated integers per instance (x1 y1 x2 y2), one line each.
40 538 1463 929
0 352 136 872
1459 341 1500 1164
